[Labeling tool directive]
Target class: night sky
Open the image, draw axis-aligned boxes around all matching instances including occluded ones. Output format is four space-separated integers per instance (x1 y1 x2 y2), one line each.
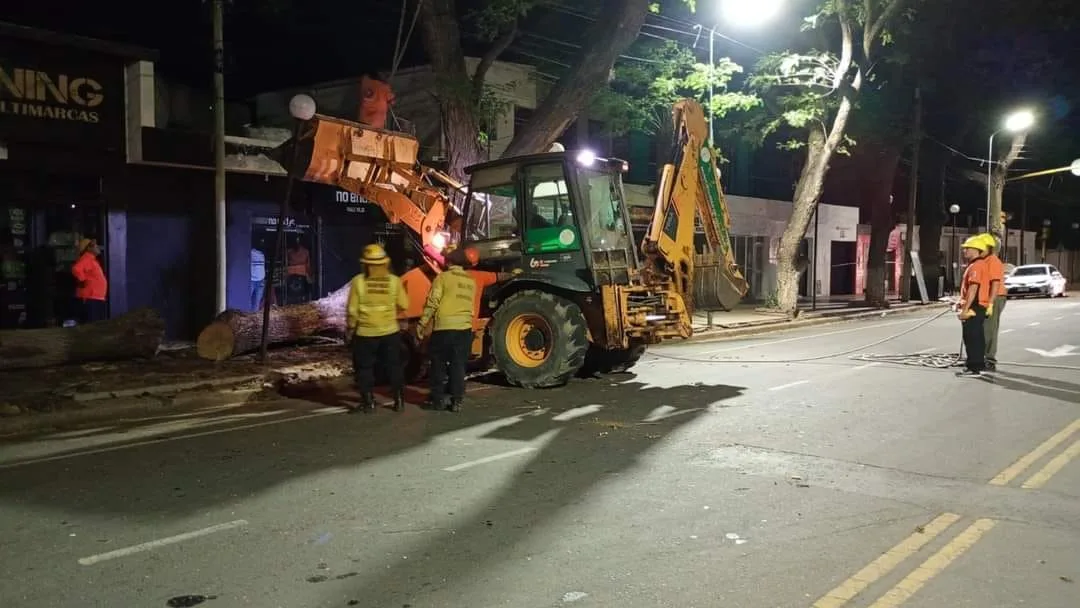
4 0 1079 229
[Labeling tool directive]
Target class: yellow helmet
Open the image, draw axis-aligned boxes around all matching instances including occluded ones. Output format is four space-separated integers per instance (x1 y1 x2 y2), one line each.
961 235 988 253
360 243 390 265
978 232 1000 251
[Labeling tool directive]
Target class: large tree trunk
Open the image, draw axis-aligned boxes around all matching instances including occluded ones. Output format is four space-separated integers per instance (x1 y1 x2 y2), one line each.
988 133 1027 235
863 143 903 307
196 285 349 361
500 0 650 158
417 0 487 180
0 308 165 371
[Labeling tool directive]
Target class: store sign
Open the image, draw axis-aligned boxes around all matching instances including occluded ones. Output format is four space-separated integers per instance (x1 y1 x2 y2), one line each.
0 38 123 148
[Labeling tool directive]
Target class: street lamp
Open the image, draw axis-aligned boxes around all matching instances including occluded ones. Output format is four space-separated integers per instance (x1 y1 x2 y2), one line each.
706 0 784 146
949 204 960 293
1041 218 1052 262
987 109 1036 229
1071 158 1080 177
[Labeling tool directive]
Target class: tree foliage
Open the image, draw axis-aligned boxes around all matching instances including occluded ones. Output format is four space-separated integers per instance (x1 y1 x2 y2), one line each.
589 40 759 137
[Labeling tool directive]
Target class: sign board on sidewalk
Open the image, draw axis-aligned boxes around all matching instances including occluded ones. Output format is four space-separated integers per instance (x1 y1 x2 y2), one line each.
910 250 929 304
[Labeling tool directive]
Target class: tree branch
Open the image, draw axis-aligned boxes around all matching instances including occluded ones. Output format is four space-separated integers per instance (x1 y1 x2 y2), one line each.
472 21 518 102
864 0 907 58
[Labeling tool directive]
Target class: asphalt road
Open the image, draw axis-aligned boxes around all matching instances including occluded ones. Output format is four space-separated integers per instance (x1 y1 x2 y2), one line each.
2 297 1079 608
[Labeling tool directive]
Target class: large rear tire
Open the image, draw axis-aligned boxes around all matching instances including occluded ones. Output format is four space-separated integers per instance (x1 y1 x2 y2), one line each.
581 341 647 376
491 290 589 388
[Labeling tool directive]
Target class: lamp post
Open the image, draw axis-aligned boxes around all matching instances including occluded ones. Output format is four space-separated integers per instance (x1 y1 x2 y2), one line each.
986 109 1035 231
1041 218 1052 263
707 0 784 146
949 204 960 293
259 93 317 363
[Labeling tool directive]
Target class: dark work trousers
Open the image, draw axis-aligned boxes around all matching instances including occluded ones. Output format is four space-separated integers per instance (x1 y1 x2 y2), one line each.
76 298 107 324
351 333 404 394
984 295 1007 363
429 329 472 403
962 304 987 372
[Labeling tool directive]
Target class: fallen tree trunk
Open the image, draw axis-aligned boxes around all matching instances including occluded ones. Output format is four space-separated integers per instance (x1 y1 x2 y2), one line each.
196 285 350 361
0 308 165 371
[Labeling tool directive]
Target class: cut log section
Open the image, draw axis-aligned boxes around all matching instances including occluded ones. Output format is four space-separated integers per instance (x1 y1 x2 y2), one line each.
0 308 165 371
196 285 351 361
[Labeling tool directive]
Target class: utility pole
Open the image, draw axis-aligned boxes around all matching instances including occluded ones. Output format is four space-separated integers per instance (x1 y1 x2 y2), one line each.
900 87 921 302
1020 182 1027 265
212 0 228 314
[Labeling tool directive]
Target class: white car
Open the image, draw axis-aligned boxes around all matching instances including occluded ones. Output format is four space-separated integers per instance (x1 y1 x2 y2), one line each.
1004 264 1068 298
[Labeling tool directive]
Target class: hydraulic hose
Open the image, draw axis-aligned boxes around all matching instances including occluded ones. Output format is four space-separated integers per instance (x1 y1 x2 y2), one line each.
646 307 1080 372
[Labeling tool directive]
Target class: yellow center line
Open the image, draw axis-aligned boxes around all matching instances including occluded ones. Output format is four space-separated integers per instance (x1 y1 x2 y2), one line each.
866 519 997 608
811 513 961 608
1021 439 1080 490
988 418 1080 486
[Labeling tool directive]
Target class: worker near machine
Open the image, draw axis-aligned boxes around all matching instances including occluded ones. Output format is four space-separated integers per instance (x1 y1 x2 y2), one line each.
71 238 108 324
956 236 991 377
980 233 1007 371
346 244 409 413
416 248 517 412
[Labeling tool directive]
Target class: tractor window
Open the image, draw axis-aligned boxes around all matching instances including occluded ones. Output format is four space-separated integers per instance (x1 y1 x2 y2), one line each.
464 165 520 240
579 168 632 252
522 163 580 254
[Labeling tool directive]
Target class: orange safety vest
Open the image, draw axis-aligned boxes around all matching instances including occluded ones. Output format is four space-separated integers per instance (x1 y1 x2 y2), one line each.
72 252 108 301
286 246 311 279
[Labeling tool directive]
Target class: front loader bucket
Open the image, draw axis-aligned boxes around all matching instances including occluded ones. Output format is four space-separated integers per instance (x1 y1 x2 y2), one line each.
693 252 749 312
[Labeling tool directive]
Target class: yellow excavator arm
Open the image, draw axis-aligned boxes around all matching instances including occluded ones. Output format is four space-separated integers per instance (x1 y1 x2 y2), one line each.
641 99 748 312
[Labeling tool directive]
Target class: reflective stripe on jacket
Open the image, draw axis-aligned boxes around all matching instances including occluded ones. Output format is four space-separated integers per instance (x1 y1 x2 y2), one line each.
347 273 408 337
419 266 478 332
72 252 108 301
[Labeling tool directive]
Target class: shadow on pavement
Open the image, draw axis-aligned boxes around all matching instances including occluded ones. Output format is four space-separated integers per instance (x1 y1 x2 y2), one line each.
318 379 744 607
991 369 1080 403
0 371 744 532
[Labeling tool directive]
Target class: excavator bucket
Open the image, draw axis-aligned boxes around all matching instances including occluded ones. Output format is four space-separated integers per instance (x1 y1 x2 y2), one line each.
693 252 749 312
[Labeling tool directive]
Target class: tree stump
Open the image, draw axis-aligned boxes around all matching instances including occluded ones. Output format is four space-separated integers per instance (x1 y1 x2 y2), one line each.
0 308 165 371
196 285 351 361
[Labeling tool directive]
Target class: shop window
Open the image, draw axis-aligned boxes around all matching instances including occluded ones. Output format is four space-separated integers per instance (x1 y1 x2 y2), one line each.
0 206 30 328
252 215 317 309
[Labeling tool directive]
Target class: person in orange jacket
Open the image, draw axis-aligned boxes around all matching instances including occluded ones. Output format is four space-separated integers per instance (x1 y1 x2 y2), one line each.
72 238 108 324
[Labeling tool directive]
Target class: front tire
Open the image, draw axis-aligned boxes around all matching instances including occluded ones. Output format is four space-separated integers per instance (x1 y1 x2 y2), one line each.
581 341 647 376
491 290 589 389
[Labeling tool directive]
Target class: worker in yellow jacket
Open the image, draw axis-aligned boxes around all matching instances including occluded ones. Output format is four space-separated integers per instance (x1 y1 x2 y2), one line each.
346 244 410 413
416 248 515 411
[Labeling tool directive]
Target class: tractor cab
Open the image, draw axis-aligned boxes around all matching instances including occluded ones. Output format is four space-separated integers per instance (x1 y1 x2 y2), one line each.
458 151 637 289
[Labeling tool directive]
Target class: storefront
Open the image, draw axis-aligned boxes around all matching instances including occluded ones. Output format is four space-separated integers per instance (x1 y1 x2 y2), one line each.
0 24 151 329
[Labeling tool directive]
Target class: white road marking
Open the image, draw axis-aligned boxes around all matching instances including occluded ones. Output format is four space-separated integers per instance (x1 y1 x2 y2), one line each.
852 362 881 372
0 406 342 471
1054 316 1064 321
769 380 810 392
694 318 928 355
1001 329 1015 334
443 447 537 472
77 520 249 566
643 405 677 422
1029 322 1040 327
551 404 603 421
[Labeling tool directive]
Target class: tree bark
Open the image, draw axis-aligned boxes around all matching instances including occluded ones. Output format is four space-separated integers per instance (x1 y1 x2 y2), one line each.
862 142 903 307
0 308 165 371
500 0 651 157
417 0 487 180
196 285 350 361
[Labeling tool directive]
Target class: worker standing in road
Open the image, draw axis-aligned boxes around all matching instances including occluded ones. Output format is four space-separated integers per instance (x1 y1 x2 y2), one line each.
956 236 991 377
346 244 409 413
416 248 516 412
980 233 1007 371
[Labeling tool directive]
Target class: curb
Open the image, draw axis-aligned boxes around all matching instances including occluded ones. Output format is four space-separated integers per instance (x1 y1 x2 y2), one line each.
679 303 948 345
0 379 270 439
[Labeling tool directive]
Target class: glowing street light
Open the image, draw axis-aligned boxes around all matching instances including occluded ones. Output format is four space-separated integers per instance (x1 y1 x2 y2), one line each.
1071 158 1080 177
720 0 784 28
704 0 785 146
987 108 1036 229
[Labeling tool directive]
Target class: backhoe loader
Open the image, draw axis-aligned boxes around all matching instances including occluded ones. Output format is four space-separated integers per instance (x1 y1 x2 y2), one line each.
287 98 747 388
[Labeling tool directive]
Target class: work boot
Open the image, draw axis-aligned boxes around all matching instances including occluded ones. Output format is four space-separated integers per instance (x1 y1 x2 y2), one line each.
985 360 997 371
393 389 406 412
448 398 463 413
363 392 377 413
424 395 446 410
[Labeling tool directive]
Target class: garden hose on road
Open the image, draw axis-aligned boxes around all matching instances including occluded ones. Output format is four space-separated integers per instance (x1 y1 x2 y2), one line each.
647 307 1080 372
